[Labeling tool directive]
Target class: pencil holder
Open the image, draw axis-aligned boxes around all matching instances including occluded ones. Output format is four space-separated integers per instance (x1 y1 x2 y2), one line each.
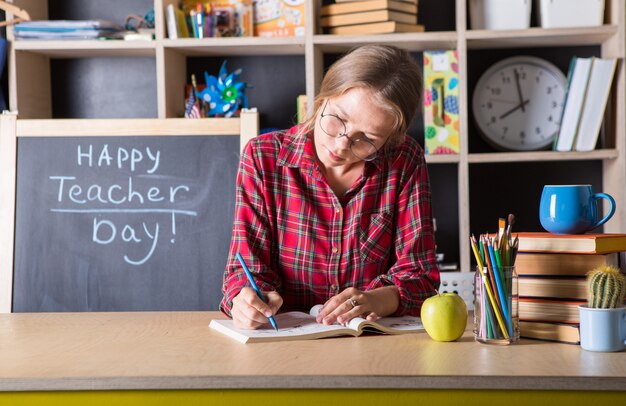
474 266 519 345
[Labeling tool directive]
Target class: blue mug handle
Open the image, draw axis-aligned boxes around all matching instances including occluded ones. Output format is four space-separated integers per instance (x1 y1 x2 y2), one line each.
591 193 616 229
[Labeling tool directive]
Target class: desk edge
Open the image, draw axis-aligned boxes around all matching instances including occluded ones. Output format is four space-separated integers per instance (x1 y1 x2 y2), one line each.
1 375 625 392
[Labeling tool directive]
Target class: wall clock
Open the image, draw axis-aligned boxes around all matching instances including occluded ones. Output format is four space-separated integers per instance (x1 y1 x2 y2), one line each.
472 56 567 151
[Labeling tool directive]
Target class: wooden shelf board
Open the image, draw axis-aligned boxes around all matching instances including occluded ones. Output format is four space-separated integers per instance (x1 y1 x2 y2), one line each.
313 32 458 52
12 40 157 57
425 154 460 164
15 118 242 137
163 37 306 56
466 25 618 49
468 149 619 163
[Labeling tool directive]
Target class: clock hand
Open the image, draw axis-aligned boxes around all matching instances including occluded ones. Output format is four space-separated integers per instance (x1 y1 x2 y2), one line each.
499 99 529 120
514 68 526 113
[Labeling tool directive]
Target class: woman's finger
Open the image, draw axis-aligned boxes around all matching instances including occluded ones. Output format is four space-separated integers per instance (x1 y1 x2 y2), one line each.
232 288 274 329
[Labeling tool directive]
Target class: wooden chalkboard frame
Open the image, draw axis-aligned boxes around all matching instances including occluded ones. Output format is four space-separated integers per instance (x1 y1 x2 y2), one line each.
0 111 259 313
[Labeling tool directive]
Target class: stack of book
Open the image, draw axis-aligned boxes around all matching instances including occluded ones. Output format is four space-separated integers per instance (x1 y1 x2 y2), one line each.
320 0 424 35
516 232 626 344
13 20 124 40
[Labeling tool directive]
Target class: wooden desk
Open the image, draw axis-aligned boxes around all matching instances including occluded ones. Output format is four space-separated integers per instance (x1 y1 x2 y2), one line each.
1 312 625 405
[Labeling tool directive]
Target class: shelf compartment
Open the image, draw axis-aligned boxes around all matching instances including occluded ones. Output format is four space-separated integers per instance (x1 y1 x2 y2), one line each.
313 32 458 53
469 160 604 234
468 149 619 164
429 164 460 265
163 37 306 56
10 51 157 119
466 25 619 49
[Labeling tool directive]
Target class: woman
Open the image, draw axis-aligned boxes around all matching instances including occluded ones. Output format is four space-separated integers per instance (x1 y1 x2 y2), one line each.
220 44 440 329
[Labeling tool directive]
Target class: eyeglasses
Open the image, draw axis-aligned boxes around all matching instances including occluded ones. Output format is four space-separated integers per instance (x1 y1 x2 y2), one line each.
318 99 378 161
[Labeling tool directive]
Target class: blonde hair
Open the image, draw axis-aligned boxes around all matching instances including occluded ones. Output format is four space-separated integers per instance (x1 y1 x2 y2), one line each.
300 45 422 155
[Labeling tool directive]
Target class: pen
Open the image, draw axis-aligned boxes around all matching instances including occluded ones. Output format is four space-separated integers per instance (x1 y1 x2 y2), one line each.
488 242 512 337
236 253 279 331
470 235 508 339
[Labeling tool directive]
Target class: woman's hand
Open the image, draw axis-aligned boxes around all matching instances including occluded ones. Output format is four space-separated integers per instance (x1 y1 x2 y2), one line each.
231 287 283 329
315 286 400 325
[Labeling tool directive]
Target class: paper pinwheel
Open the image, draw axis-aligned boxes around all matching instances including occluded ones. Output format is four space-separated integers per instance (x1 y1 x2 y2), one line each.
196 61 249 117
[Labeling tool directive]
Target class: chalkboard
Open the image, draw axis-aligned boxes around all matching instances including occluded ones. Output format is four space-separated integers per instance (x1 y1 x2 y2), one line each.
0 114 258 312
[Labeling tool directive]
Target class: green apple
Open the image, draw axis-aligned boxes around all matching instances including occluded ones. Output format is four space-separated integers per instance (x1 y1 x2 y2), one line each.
420 293 468 342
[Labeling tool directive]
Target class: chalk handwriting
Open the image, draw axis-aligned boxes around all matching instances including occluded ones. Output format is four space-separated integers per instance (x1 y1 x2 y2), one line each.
49 176 190 205
49 145 197 266
77 144 160 173
91 218 160 266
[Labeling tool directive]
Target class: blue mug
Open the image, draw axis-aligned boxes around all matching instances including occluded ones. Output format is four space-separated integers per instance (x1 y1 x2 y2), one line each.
539 185 615 234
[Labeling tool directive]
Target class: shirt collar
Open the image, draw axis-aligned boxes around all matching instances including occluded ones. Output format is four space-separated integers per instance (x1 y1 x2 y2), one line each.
277 125 384 174
277 126 314 170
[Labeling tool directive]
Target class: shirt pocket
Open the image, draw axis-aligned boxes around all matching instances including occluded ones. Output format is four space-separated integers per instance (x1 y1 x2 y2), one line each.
359 211 394 264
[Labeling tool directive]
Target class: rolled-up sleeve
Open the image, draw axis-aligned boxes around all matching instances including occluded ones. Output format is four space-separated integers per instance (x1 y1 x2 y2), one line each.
220 140 282 316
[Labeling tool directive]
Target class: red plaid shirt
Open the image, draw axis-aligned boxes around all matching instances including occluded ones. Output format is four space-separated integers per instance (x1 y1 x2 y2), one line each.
220 125 440 317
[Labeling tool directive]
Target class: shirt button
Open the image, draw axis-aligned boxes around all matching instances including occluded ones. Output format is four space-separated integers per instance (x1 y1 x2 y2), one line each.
335 208 341 214
332 247 339 254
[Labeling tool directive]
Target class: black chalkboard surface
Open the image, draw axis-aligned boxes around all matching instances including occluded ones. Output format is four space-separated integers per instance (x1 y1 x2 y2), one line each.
12 134 239 312
13 136 239 312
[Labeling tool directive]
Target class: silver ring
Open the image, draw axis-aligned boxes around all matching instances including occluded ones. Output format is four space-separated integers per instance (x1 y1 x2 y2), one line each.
349 298 358 308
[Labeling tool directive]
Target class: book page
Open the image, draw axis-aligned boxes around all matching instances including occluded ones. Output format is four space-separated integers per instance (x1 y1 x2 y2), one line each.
360 315 424 334
210 311 352 343
262 312 349 336
309 304 381 332
309 304 424 334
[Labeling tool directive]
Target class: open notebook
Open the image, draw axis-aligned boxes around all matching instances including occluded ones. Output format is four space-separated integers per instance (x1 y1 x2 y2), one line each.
209 304 424 344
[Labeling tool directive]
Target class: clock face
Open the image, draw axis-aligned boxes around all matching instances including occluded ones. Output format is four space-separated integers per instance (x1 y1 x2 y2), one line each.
472 56 567 151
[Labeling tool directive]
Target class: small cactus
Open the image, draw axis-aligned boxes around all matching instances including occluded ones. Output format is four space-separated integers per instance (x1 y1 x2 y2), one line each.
587 266 626 309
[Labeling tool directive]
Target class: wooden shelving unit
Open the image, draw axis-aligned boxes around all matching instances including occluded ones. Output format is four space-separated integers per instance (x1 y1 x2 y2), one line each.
6 0 625 273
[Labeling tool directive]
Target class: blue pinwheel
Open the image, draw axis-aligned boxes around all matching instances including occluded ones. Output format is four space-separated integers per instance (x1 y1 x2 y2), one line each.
196 61 249 118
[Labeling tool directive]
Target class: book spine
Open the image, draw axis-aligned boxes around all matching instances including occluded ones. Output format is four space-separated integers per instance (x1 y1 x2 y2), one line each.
166 4 178 39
